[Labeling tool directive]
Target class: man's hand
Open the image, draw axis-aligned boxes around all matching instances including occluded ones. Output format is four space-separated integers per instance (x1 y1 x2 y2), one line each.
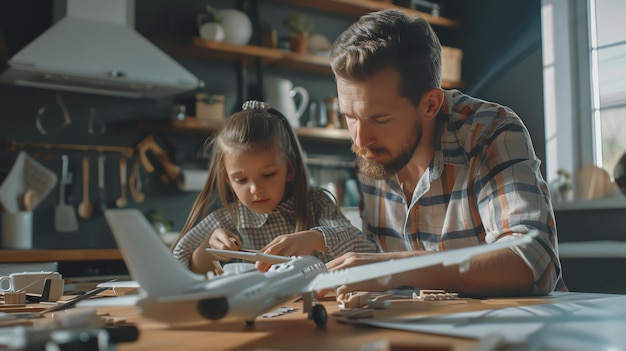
256 230 326 272
318 251 422 299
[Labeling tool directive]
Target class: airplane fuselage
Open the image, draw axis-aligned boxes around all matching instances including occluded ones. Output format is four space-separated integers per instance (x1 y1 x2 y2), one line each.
137 256 327 326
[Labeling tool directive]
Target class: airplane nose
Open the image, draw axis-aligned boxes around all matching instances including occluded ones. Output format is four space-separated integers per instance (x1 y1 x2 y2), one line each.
198 296 229 320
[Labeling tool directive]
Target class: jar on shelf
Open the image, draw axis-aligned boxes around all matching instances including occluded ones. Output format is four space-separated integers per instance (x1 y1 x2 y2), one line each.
196 93 225 127
325 96 341 129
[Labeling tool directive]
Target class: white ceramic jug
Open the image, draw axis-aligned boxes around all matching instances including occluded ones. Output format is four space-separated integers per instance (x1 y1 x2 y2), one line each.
264 76 309 128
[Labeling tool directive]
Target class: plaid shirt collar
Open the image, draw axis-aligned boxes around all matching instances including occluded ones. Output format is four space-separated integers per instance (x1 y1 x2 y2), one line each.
236 194 295 229
436 89 471 169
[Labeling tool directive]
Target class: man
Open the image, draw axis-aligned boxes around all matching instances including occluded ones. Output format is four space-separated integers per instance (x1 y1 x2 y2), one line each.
327 9 564 297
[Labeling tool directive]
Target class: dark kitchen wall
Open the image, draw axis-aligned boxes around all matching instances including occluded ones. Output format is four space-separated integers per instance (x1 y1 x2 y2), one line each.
459 0 546 174
0 0 356 249
0 0 551 250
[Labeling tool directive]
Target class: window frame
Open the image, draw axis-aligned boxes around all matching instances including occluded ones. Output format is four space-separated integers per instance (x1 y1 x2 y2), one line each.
541 0 625 210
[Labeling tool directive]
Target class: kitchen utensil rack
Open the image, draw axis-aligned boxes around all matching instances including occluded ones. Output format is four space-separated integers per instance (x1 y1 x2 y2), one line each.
2 140 134 158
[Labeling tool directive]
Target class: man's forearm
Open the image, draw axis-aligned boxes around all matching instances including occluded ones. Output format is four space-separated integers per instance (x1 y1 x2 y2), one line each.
393 249 535 297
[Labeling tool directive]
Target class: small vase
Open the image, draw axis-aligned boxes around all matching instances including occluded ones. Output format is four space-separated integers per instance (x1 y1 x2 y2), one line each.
199 22 225 42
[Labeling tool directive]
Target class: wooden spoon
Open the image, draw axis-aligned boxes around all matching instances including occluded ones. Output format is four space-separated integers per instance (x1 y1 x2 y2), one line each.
116 158 128 208
78 156 94 218
22 189 38 211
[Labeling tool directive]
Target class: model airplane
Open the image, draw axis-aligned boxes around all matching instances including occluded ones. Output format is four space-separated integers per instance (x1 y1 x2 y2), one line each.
79 208 538 328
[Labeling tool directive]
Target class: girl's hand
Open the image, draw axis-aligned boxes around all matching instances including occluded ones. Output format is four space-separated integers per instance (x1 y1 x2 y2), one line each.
256 230 326 272
208 228 241 252
190 228 238 274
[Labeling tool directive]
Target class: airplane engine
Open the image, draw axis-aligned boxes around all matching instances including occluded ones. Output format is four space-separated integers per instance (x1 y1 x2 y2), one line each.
198 296 229 320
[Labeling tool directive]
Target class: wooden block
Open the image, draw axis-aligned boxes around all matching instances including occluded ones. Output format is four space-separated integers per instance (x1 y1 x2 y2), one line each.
413 289 459 301
4 292 26 305
368 293 392 309
338 291 371 309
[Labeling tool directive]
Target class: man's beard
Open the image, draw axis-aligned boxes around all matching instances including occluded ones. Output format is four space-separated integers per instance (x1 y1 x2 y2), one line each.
352 127 421 180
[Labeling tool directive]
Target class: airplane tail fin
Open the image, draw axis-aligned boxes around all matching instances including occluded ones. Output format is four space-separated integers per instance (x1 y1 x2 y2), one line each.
104 209 204 297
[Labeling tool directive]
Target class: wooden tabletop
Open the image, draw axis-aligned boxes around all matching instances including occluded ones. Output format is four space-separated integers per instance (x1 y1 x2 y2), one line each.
7 292 619 350
101 297 477 351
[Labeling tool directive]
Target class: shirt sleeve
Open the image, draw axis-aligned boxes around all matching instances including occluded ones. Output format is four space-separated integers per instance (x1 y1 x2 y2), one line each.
172 212 228 269
309 188 377 260
474 116 562 295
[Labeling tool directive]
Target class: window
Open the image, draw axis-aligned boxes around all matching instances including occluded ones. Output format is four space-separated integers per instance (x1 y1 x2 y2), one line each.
541 0 626 201
591 0 626 174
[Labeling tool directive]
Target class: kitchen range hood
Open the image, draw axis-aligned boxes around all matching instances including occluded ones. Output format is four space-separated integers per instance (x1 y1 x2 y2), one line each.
0 0 202 99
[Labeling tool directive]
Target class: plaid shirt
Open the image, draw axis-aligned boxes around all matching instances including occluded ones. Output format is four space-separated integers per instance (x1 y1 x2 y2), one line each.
359 89 563 295
173 187 377 268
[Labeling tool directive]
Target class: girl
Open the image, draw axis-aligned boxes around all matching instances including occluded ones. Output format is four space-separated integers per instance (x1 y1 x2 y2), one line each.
171 100 376 274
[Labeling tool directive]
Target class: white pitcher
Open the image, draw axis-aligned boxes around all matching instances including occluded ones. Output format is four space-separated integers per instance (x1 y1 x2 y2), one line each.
263 76 309 128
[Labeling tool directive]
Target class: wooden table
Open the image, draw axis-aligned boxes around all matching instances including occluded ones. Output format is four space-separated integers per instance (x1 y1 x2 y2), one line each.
99 291 626 351
100 297 477 351
6 292 622 350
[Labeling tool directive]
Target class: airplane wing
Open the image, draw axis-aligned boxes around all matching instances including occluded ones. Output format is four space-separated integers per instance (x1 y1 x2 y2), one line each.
97 280 142 297
206 248 291 264
76 294 144 308
305 230 539 292
97 281 141 289
74 281 144 308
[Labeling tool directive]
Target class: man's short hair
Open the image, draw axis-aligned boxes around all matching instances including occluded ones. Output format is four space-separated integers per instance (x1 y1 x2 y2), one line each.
330 9 442 105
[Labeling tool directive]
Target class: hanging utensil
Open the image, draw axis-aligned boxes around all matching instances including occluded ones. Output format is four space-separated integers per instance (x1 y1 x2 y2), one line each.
77 156 93 219
116 158 128 208
129 159 145 203
22 189 38 212
54 155 78 232
98 155 106 212
35 92 72 135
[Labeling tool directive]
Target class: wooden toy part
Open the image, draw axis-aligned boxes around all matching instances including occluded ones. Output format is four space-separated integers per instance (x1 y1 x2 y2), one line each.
367 293 392 309
4 291 27 305
338 291 371 309
136 135 181 184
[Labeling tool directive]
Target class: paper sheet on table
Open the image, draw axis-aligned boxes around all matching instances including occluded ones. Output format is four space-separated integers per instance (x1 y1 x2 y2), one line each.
339 292 626 350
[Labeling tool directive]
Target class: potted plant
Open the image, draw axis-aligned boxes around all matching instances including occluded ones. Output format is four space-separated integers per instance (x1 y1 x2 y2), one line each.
551 168 573 202
197 5 224 42
282 13 314 54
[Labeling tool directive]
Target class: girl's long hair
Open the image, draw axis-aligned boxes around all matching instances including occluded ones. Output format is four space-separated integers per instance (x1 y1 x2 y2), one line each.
171 106 312 250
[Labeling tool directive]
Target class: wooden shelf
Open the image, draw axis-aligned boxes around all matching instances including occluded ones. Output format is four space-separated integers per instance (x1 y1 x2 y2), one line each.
0 249 123 263
151 37 333 75
151 37 465 89
276 0 460 27
117 119 353 143
295 127 351 142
